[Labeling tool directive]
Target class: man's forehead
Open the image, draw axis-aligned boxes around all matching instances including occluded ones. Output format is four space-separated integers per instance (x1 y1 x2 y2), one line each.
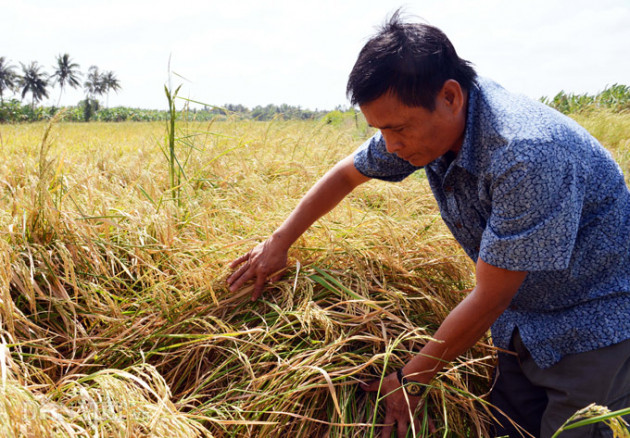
361 94 421 129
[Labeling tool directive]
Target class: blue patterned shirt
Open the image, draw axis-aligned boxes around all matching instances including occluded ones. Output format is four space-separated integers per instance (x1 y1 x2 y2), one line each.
354 77 630 368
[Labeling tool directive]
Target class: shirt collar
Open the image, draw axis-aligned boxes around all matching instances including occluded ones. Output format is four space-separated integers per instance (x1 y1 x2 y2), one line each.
451 79 482 176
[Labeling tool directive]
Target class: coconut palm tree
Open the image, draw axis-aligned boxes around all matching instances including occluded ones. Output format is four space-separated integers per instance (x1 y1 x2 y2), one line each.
84 65 104 100
50 53 81 107
0 57 18 104
19 61 49 108
101 71 121 107
81 65 106 121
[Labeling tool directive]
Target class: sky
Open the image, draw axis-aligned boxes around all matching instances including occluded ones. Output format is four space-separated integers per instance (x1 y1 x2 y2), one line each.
2 0 629 111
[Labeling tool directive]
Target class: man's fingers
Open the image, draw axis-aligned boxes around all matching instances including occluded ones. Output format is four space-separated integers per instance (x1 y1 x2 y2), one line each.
228 262 255 292
251 273 267 301
397 418 409 438
227 243 287 299
426 413 436 434
412 416 421 436
359 372 430 438
410 404 436 436
229 252 250 269
270 271 285 283
381 424 393 438
382 411 395 438
228 263 276 299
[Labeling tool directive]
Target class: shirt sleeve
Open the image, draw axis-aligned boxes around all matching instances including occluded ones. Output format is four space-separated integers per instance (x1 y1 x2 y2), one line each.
479 141 586 271
353 132 421 182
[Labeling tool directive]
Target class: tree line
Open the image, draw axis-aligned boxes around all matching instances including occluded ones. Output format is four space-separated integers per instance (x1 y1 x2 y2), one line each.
204 103 335 121
0 99 340 124
6 53 626 124
0 54 120 114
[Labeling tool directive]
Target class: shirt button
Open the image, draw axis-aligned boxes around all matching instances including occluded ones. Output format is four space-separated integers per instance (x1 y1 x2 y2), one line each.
444 186 454 193
455 222 463 229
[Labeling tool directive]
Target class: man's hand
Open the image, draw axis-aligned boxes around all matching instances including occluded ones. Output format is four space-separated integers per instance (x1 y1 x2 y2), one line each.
227 236 289 300
362 372 435 437
227 155 369 301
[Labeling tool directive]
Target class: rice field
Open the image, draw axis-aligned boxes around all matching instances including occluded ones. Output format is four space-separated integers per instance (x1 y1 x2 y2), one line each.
0 109 629 437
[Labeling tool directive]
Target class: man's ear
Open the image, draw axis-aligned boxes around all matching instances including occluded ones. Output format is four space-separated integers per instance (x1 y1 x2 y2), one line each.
440 79 465 114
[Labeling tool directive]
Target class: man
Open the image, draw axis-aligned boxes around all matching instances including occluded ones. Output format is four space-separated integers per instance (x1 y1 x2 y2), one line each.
228 11 630 437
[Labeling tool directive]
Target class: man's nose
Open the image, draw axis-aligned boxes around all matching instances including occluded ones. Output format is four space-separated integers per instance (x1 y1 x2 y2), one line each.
382 133 403 154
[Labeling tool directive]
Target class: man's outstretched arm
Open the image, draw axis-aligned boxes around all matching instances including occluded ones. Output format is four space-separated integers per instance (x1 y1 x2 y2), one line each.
363 258 527 437
228 154 370 299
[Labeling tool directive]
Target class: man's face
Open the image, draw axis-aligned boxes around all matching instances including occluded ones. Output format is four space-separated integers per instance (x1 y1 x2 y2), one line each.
360 81 467 167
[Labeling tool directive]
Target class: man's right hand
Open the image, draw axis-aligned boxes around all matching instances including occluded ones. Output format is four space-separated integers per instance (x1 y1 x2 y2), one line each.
227 236 289 300
227 154 368 301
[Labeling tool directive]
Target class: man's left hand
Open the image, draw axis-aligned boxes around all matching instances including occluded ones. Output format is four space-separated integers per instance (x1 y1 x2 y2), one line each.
361 372 435 437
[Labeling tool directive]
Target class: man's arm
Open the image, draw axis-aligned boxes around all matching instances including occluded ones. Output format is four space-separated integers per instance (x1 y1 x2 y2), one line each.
228 154 370 299
404 257 526 380
363 258 527 437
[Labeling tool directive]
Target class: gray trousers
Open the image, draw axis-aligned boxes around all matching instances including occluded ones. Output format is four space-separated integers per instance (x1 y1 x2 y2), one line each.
490 330 630 437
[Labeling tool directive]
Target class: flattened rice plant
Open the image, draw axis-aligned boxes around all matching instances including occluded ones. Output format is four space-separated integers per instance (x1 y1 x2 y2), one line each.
0 109 627 436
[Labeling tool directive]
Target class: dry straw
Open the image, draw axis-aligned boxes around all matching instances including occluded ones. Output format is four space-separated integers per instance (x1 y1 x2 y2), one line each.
0 107 628 436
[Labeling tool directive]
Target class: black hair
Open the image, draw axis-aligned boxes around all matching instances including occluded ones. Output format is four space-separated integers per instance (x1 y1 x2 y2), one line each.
346 10 477 110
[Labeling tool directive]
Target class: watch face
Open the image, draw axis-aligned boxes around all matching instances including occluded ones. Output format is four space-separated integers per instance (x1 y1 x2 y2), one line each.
405 382 423 396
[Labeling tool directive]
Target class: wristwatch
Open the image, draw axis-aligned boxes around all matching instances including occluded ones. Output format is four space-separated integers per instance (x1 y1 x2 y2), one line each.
397 368 424 396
